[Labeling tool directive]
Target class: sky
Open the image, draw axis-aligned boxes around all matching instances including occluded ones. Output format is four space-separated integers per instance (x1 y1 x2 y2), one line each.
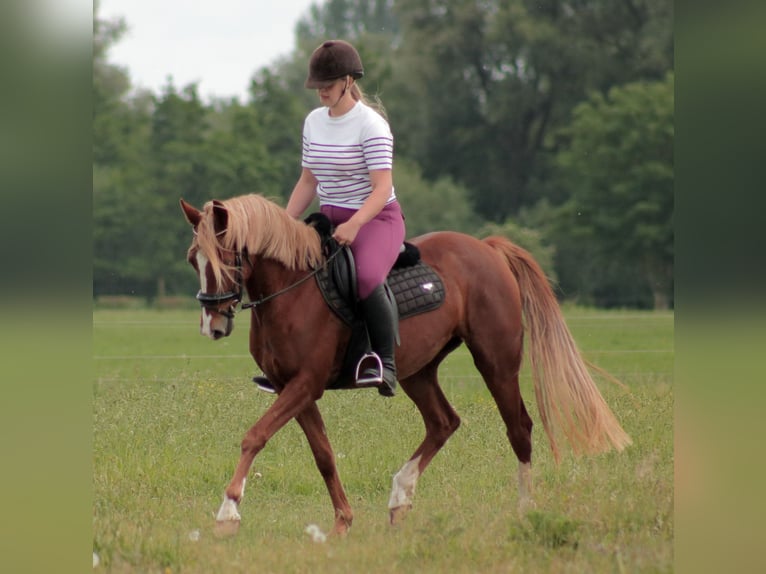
100 0 319 102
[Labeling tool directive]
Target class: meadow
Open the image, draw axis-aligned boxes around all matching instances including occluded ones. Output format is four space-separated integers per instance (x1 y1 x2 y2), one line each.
93 306 673 573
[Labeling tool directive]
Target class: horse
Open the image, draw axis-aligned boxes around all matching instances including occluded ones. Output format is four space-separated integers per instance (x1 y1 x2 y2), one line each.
180 194 631 537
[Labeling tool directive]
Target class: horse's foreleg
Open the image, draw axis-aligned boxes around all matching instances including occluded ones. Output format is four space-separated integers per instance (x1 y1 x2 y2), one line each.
215 382 314 536
389 370 460 525
295 403 353 536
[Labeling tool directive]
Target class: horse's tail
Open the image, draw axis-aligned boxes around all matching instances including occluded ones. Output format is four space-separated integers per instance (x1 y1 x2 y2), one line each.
484 236 632 462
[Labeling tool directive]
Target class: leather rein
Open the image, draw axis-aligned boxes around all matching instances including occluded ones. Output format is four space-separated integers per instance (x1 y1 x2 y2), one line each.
196 247 341 316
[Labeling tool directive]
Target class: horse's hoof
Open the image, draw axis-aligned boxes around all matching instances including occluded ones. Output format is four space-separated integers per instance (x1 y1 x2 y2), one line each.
389 504 411 525
332 521 351 537
214 520 241 538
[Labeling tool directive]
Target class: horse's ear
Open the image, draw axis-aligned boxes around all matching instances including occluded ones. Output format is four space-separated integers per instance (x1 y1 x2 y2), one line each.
180 198 201 228
212 200 229 236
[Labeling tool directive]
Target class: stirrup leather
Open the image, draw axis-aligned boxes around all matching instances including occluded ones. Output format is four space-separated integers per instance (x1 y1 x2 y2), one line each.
354 352 384 386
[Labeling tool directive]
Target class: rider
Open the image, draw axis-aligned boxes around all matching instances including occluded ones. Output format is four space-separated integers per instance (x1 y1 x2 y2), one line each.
255 39 405 397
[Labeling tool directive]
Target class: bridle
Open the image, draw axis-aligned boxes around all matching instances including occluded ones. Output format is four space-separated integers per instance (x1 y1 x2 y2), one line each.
195 251 245 319
195 245 341 317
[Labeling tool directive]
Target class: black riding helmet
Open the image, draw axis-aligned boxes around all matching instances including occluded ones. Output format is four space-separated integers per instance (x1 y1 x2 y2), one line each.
304 40 364 89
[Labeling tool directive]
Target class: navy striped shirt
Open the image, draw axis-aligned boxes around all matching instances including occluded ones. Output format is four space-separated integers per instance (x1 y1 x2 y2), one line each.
302 102 395 209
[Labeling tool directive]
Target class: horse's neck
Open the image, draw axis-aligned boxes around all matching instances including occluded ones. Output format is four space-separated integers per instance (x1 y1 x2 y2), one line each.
245 255 309 301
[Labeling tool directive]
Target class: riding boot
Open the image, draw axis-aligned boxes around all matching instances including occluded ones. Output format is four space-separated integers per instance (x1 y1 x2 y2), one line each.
252 375 276 394
357 284 398 397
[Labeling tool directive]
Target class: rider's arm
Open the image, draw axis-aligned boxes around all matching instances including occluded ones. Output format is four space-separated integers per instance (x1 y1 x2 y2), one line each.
286 168 318 219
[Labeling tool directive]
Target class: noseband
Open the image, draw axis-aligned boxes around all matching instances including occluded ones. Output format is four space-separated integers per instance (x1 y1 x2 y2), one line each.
196 252 244 319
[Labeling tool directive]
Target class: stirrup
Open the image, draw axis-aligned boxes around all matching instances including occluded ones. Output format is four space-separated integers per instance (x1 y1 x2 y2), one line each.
354 352 384 387
252 376 276 394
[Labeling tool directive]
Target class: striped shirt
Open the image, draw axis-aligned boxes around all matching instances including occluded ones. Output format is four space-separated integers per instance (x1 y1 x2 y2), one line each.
302 101 396 209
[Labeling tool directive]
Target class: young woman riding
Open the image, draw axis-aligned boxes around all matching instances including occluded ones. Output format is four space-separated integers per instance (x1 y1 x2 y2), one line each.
259 39 405 397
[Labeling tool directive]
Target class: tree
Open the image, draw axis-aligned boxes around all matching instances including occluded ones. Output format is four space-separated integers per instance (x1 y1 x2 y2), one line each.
246 69 309 200
296 0 399 44
393 158 481 238
143 83 214 297
554 73 674 309
388 0 673 221
476 220 558 285
93 3 157 297
93 5 130 166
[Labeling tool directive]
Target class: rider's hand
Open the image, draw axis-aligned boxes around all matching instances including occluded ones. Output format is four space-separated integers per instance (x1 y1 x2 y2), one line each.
332 220 362 246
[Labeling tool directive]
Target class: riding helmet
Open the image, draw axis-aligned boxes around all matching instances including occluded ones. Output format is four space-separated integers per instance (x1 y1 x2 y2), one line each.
304 40 364 89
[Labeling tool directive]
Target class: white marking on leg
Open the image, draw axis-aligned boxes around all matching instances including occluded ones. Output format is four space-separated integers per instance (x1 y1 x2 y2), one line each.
388 455 422 510
518 462 532 497
196 251 214 337
216 497 241 522
518 461 535 512
216 478 245 522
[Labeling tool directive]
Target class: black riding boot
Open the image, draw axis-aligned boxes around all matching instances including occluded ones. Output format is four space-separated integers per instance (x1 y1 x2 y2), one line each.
253 375 275 393
357 284 398 396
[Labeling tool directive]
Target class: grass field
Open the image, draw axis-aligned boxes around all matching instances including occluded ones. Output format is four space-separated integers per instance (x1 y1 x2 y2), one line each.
93 306 673 573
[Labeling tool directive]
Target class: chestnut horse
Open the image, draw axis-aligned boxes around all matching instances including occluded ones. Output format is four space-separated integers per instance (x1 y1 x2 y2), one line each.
180 194 630 536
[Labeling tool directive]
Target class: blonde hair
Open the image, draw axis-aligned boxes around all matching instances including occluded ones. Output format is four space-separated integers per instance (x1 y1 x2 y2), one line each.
350 81 387 121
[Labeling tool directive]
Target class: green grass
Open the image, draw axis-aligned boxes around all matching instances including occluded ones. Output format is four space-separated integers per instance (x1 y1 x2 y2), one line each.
93 307 673 573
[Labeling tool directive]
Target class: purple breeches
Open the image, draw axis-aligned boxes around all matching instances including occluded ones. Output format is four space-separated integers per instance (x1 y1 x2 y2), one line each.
320 201 406 300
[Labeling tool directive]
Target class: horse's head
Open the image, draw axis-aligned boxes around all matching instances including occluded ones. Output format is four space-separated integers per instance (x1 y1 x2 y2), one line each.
181 198 242 340
181 194 326 339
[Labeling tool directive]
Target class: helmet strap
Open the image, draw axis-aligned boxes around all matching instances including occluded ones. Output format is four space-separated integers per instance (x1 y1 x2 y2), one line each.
330 77 352 111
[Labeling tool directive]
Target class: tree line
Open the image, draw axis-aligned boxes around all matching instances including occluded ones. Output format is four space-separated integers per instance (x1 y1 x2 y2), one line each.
94 0 673 308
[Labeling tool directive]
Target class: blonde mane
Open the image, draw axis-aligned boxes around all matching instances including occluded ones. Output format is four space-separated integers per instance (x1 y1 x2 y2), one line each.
193 194 323 288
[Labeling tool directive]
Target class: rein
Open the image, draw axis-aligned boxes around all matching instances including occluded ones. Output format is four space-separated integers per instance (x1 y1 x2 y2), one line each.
242 247 341 310
196 246 341 315
195 213 343 315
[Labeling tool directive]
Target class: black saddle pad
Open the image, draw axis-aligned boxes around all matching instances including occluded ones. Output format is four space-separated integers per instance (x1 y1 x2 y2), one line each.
388 261 445 317
315 252 445 326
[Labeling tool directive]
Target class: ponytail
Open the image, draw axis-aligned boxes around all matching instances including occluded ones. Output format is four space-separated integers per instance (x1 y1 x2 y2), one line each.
350 82 387 121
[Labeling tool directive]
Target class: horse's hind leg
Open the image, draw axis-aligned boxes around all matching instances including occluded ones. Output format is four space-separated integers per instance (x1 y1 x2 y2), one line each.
468 339 535 512
389 364 460 525
501 384 535 513
295 403 353 536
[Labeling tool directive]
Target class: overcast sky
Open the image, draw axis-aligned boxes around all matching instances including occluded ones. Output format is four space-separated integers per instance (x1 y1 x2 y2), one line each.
100 0 319 101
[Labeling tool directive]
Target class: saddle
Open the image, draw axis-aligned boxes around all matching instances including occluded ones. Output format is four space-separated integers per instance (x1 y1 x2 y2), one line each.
305 213 446 390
